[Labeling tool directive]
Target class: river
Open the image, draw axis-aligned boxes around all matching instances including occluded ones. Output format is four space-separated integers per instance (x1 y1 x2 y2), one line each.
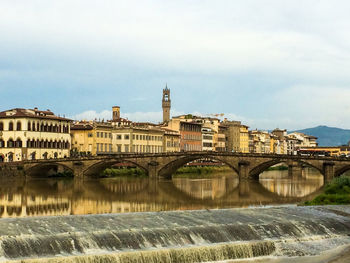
0 168 324 218
0 168 349 262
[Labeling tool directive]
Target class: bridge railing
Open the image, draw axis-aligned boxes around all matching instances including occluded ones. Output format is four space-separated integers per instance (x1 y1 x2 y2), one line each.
0 151 348 166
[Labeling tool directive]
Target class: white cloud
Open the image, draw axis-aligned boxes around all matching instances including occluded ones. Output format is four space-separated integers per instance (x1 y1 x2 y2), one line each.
1 0 350 81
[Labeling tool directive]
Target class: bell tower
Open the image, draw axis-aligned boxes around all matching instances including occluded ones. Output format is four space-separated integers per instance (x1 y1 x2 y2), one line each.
162 85 171 123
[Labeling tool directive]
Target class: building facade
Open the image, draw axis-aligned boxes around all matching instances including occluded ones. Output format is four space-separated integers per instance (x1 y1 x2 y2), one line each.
0 108 71 162
71 121 113 156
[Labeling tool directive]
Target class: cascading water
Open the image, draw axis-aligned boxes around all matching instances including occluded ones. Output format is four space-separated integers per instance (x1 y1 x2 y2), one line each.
0 206 350 262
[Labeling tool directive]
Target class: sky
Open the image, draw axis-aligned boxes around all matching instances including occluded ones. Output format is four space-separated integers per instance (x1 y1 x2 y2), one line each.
1 0 350 130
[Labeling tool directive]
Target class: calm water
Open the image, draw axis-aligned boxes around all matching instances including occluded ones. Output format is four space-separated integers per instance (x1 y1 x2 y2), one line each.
0 168 325 218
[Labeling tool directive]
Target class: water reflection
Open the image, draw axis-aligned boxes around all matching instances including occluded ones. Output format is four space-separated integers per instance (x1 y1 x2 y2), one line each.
0 169 325 218
259 168 324 197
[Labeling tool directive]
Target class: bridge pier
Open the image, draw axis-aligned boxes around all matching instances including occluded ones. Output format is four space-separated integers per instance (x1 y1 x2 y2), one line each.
238 161 250 180
324 162 335 183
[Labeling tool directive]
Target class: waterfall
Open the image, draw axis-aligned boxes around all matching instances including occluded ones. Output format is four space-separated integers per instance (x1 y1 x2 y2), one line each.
0 206 350 262
8 241 276 263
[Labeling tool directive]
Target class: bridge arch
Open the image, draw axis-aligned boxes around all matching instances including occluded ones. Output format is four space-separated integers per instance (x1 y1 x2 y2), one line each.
26 162 74 177
83 159 148 177
335 165 350 178
157 154 239 179
249 159 324 180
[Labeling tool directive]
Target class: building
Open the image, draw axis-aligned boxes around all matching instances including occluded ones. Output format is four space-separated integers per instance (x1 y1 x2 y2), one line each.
202 127 215 151
249 130 271 153
0 108 71 162
162 128 181 152
288 132 318 148
71 121 113 155
222 120 242 152
167 116 202 151
216 125 227 152
112 126 164 153
162 85 171 123
271 129 288 154
239 125 249 153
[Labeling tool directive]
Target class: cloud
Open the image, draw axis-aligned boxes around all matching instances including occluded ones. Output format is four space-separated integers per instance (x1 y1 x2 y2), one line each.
70 109 186 123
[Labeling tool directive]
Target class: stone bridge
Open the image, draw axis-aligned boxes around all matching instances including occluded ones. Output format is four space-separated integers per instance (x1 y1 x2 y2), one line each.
2 151 350 182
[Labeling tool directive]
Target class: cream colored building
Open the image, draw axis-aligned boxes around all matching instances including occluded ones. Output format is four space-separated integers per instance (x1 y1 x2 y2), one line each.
202 127 215 151
0 108 71 162
112 127 164 153
288 132 318 148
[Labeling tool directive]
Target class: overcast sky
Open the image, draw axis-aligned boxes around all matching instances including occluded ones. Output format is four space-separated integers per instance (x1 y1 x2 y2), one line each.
1 0 350 130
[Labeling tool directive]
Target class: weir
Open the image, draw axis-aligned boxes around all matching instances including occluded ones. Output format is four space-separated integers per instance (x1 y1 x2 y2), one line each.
0 206 350 262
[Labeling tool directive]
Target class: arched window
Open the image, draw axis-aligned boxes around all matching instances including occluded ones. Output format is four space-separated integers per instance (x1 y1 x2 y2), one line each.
28 121 31 131
16 122 22 131
40 140 44 148
27 139 31 148
16 138 22 148
36 139 40 148
0 139 4 148
8 122 14 131
54 140 57 148
0 122 3 131
32 122 35 131
7 139 14 148
37 123 39 131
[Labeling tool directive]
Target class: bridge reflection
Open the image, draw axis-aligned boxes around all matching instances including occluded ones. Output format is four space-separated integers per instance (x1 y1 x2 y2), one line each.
0 169 324 218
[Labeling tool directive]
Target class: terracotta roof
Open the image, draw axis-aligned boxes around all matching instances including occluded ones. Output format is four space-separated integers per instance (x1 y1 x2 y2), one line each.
0 108 71 121
71 123 93 130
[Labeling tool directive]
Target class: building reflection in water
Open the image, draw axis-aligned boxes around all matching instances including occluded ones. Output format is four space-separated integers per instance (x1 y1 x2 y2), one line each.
259 168 324 197
0 168 325 218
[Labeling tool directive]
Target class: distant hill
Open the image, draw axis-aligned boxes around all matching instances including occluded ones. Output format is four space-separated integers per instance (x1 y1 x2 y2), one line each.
294 126 350 147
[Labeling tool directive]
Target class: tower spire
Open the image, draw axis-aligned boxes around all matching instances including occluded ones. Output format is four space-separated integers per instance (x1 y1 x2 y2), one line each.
162 85 171 123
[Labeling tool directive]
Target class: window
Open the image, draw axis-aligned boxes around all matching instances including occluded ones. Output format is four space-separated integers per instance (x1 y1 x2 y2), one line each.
117 135 122 140
117 145 122 152
125 144 129 152
0 139 4 148
27 121 31 131
7 139 14 148
97 132 100 138
88 133 93 137
16 138 22 148
124 135 129 140
8 122 14 131
16 122 22 131
0 122 3 131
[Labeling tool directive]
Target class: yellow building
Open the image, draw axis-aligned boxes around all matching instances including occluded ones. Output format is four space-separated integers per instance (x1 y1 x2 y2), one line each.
239 125 249 153
0 108 71 162
162 128 180 152
71 121 113 155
